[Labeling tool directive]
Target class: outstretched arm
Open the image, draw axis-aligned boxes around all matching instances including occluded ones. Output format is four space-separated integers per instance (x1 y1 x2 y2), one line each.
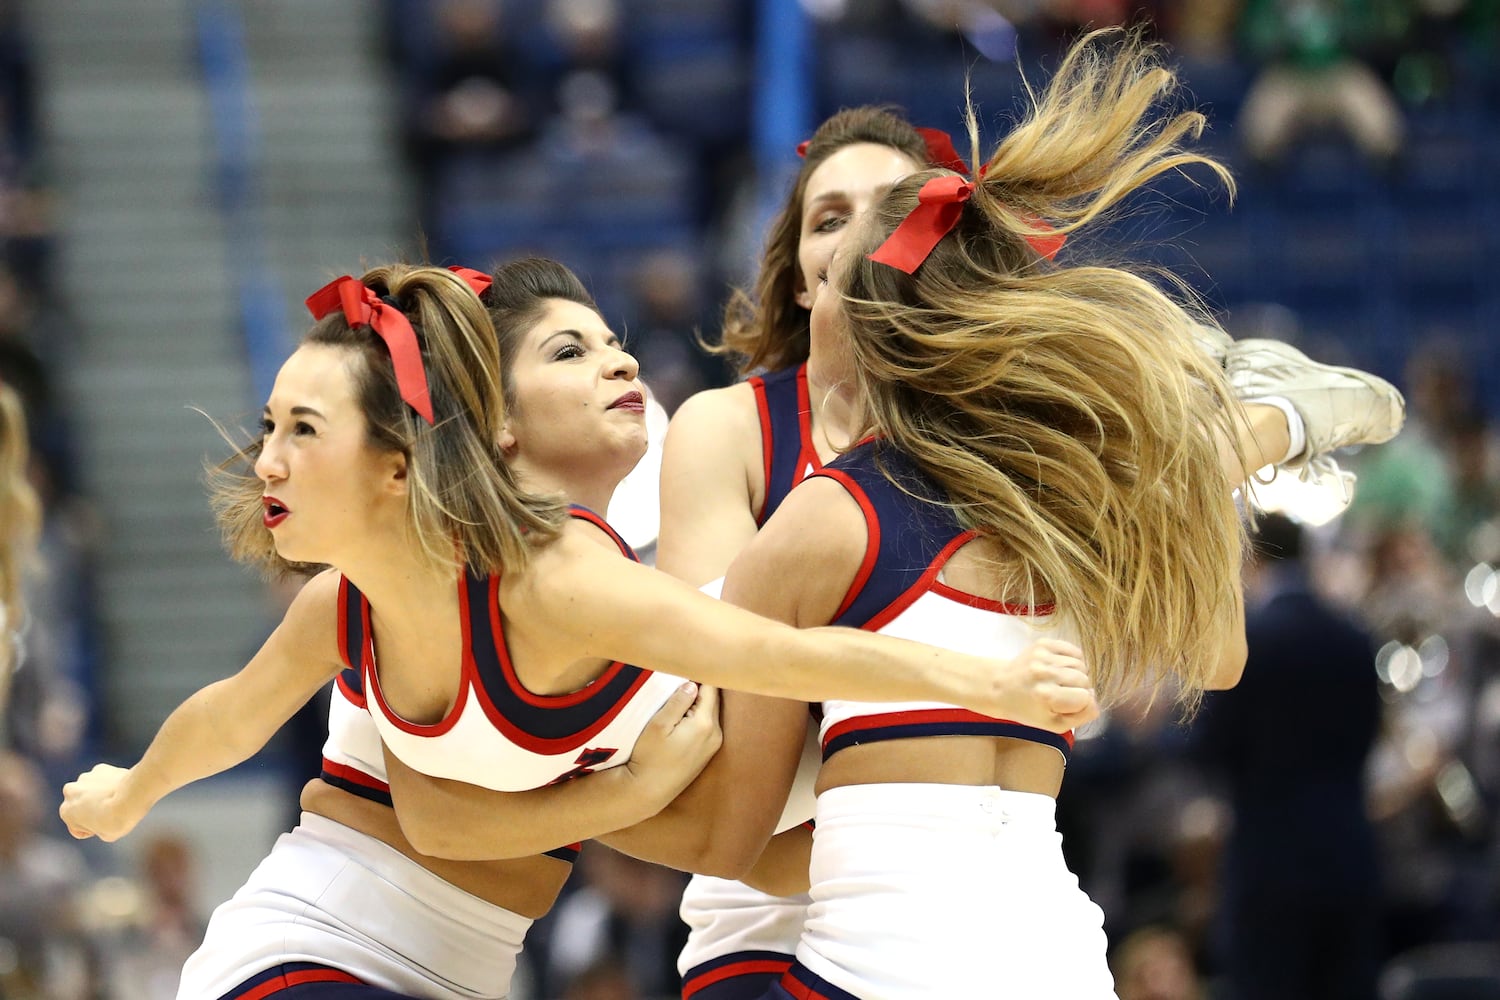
382 682 723 861
606 478 1098 878
60 571 346 841
529 488 1098 731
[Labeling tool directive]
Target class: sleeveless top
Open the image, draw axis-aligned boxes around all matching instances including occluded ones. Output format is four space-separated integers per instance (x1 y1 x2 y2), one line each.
812 442 1074 763
748 363 822 524
346 507 690 795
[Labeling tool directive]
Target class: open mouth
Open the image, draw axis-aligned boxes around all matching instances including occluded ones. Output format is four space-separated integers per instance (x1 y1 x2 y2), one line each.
262 497 290 528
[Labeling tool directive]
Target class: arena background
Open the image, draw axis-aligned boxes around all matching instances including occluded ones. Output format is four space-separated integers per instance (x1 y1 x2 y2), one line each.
3 1 1499 997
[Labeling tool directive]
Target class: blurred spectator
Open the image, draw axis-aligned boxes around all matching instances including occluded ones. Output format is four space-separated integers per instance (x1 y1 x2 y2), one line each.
0 749 92 998
1237 0 1405 166
1112 924 1206 1000
563 954 640 1000
103 833 207 1000
0 375 37 720
541 844 687 999
542 0 635 121
625 248 715 414
1433 408 1500 566
1191 513 1382 1000
403 0 539 201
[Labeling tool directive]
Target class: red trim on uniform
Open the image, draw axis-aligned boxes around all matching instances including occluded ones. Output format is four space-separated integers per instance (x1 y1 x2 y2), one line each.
683 958 795 997
928 578 1055 616
777 969 830 1000
362 578 469 737
815 468 881 621
486 576 634 709
319 758 389 795
824 707 1001 743
336 576 352 669
791 364 821 484
237 968 363 1000
750 375 774 524
476 575 655 753
334 671 365 709
570 507 634 557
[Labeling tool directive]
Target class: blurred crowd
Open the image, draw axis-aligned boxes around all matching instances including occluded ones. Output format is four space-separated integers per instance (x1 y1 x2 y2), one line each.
1 0 1498 998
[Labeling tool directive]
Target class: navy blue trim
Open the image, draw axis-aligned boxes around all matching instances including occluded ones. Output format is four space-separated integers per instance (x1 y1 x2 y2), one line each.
682 950 795 999
463 572 652 743
758 364 809 525
217 963 365 1000
820 443 967 628
339 581 367 694
318 769 393 808
568 504 639 561
544 843 581 863
823 721 1073 760
336 665 363 698
777 963 862 1000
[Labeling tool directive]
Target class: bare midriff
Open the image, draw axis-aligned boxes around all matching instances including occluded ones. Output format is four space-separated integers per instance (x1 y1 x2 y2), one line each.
300 778 570 919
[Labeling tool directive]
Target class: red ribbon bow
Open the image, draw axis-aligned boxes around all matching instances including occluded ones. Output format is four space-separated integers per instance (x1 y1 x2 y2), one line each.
915 127 970 175
867 175 975 274
305 276 435 424
447 265 493 297
798 126 1066 263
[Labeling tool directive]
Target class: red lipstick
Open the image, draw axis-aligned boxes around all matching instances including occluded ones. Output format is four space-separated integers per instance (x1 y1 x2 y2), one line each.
262 496 290 529
609 390 645 413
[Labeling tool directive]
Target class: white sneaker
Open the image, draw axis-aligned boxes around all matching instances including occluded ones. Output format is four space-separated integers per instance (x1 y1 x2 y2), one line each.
1248 454 1358 527
1225 338 1406 465
1191 322 1233 367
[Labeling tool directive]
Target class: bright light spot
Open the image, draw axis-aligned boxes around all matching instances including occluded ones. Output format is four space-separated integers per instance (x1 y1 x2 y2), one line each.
1464 563 1492 607
1388 645 1423 693
1418 635 1450 678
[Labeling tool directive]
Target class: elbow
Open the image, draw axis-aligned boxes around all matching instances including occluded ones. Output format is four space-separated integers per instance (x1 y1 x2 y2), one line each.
692 838 759 880
664 812 760 879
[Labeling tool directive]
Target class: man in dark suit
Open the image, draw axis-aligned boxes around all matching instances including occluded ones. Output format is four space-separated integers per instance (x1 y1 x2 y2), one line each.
1192 513 1382 1000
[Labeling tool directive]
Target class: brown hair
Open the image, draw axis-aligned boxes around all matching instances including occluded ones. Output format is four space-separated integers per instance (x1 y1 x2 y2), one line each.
838 28 1246 707
210 264 567 578
714 106 930 375
482 256 601 404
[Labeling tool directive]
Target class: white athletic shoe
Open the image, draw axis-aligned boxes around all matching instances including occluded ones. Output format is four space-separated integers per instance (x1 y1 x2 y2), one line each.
1226 338 1405 526
1226 338 1406 464
1191 322 1233 367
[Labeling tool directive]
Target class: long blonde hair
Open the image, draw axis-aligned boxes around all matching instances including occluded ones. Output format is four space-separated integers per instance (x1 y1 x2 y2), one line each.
210 264 567 578
0 381 40 688
838 28 1246 707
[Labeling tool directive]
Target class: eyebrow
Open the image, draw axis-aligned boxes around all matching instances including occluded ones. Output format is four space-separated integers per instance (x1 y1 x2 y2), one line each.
804 191 851 214
261 405 326 419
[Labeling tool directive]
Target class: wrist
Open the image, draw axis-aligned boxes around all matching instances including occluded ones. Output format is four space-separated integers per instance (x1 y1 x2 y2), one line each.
120 765 166 817
616 763 673 824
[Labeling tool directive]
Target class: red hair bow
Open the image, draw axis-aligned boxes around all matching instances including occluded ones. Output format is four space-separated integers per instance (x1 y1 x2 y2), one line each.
305 276 435 424
447 265 493 297
915 127 970 175
868 175 974 274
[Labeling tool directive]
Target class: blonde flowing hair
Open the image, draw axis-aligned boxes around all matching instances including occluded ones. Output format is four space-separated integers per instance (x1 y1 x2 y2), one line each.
0 381 40 693
838 28 1247 707
209 264 566 578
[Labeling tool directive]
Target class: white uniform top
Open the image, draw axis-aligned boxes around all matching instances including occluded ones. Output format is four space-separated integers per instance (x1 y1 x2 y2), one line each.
349 507 690 792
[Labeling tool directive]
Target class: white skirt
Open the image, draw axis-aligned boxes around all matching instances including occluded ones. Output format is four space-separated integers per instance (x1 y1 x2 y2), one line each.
176 813 532 1000
677 874 810 976
796 784 1117 1000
